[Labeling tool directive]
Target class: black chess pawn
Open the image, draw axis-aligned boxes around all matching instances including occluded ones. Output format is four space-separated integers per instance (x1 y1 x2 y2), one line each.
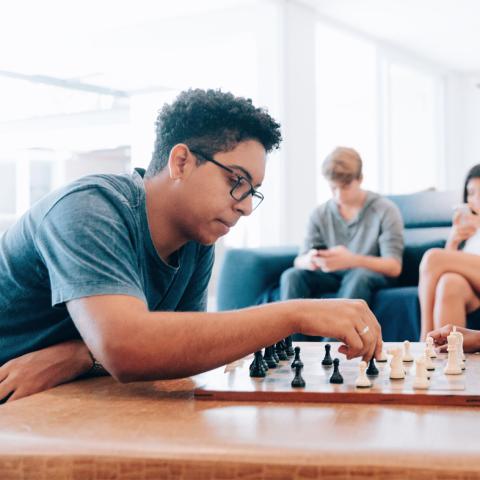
271 344 280 363
263 346 277 368
291 346 304 369
250 351 266 377
329 358 343 384
321 343 333 366
366 357 379 376
285 336 295 357
276 341 288 361
291 363 306 388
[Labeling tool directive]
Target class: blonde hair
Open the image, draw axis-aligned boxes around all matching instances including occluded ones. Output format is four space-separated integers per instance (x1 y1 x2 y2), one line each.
321 147 362 185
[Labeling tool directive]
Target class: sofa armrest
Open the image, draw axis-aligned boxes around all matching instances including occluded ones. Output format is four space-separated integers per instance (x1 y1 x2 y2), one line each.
217 246 298 310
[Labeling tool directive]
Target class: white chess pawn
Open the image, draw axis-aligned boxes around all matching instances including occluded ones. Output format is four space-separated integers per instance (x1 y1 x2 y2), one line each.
403 340 414 362
413 356 430 389
444 338 462 375
355 361 372 388
388 347 406 379
423 349 435 372
426 336 437 358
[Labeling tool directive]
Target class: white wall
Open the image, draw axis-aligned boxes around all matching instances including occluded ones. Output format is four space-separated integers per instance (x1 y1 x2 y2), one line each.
445 74 480 191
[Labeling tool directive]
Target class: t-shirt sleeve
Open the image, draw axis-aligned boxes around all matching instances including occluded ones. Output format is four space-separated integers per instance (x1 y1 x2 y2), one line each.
34 188 147 307
176 245 215 312
378 202 404 263
300 209 326 254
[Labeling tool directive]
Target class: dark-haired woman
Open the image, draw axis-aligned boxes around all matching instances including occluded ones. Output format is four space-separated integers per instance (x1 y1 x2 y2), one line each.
420 164 480 340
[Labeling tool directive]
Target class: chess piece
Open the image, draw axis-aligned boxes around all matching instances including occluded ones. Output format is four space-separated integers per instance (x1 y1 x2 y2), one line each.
285 336 295 357
413 356 430 389
366 357 379 376
355 361 372 388
276 341 288 361
451 327 466 368
291 364 306 388
426 336 437 358
271 344 280 363
263 346 277 369
403 340 414 362
376 347 388 362
321 343 333 366
388 347 405 379
250 351 266 377
291 346 304 369
329 358 344 384
423 349 435 371
444 337 462 375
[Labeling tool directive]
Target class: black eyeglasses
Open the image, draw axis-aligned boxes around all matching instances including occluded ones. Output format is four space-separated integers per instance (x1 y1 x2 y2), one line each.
189 149 264 210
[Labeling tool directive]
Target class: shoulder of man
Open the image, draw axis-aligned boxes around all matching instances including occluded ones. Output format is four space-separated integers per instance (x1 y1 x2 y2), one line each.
365 191 401 215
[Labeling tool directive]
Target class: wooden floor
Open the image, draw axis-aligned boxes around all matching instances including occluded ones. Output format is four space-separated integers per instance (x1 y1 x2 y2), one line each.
1 344 480 479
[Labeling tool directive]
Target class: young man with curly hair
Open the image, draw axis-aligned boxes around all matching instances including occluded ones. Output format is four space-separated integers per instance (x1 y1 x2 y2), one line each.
0 90 381 402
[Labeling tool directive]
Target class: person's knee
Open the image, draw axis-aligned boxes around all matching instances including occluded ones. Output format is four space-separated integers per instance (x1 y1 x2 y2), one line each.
280 267 308 292
436 272 469 299
420 248 445 276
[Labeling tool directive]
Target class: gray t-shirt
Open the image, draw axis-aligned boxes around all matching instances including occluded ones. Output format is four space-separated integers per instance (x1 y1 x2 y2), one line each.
0 169 214 364
301 191 404 262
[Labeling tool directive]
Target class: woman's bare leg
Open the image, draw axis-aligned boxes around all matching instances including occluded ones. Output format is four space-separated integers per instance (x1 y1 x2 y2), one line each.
433 272 480 329
419 248 480 340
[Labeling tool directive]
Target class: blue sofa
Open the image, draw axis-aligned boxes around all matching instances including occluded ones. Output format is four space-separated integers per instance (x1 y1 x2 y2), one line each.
217 190 461 341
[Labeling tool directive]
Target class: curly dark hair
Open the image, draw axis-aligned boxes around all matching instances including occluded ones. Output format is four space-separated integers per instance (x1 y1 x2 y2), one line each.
463 164 480 203
146 89 282 177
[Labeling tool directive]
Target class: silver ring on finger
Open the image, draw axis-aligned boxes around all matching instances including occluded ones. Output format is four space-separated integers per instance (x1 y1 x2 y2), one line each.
358 325 370 336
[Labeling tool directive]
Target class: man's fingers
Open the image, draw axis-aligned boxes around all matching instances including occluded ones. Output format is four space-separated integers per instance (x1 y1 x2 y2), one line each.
0 379 15 405
342 326 366 359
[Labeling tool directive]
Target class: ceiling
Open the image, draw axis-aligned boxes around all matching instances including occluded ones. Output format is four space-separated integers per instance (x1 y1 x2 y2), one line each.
299 0 480 73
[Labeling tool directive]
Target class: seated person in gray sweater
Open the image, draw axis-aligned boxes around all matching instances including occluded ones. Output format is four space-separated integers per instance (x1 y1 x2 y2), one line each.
280 147 404 306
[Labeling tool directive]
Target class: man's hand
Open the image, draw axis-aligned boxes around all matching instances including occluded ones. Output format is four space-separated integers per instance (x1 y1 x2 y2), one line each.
292 298 383 362
294 249 325 270
0 340 93 404
427 324 480 353
315 245 357 272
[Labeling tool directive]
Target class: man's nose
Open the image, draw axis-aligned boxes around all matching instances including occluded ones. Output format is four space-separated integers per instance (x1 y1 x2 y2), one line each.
235 195 253 216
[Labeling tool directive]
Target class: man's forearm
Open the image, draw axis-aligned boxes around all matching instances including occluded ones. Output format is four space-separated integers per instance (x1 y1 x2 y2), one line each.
352 255 402 277
73 300 298 383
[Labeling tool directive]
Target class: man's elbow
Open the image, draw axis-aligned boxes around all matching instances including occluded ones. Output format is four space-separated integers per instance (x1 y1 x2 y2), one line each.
387 260 402 278
96 340 142 383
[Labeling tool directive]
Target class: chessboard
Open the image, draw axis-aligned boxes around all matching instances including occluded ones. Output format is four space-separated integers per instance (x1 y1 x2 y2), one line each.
193 342 480 407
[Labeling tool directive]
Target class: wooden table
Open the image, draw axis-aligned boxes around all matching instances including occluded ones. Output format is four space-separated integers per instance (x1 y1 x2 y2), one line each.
1 374 480 479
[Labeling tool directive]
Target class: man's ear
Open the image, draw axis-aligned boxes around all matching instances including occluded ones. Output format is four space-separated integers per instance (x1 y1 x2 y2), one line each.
168 144 194 179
